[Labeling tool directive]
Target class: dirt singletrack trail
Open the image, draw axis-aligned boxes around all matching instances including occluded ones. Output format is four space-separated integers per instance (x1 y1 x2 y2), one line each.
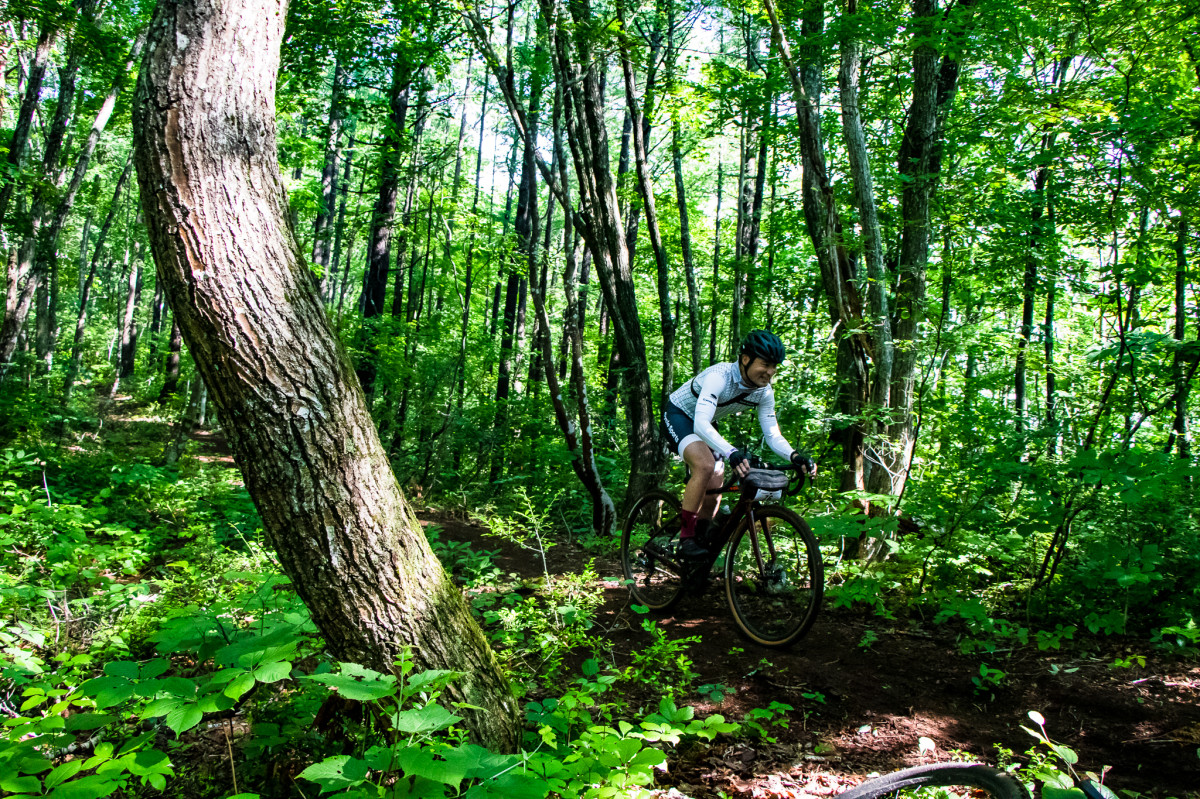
425 515 1200 798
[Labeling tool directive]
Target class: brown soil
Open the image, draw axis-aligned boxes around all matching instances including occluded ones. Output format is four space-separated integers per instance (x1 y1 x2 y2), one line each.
424 513 1200 799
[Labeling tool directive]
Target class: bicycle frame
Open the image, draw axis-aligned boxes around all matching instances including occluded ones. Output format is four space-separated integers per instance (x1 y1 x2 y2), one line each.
699 461 806 568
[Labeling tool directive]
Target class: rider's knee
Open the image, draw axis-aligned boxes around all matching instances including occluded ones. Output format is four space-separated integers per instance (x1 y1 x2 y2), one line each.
687 453 717 482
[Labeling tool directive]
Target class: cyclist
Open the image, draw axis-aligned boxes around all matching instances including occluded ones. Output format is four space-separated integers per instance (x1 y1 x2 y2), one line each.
661 329 816 559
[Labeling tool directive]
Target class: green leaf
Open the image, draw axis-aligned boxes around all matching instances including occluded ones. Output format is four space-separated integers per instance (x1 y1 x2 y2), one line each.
394 747 468 788
298 755 370 793
46 773 121 799
44 760 84 790
165 704 203 736
484 771 549 799
65 713 117 732
18 756 53 774
141 659 170 679
159 677 198 698
1027 710 1045 726
141 698 183 719
103 661 140 680
1041 788 1087 799
405 670 464 692
1051 744 1079 765
223 672 256 700
253 660 292 683
79 676 134 709
197 691 237 713
0 775 41 793
304 671 396 701
391 705 463 734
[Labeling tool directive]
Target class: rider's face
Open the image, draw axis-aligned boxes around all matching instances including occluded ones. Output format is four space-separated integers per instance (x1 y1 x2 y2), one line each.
740 355 778 387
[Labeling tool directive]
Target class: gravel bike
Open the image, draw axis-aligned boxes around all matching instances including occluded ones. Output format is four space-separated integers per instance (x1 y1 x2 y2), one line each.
620 460 822 648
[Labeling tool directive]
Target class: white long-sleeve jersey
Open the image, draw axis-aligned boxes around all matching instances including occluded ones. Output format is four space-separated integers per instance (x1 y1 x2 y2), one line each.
667 361 794 460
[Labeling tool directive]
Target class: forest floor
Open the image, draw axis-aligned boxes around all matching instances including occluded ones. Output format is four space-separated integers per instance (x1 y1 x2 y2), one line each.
426 514 1200 799
83 408 1200 798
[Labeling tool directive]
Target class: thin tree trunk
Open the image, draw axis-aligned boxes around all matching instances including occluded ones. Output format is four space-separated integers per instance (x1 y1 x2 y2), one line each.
358 60 412 393
618 7 674 420
463 0 662 506
392 77 430 321
1044 189 1059 457
0 19 56 229
1015 163 1048 431
63 153 134 402
117 241 144 379
158 318 183 403
710 158 723 364
453 72 489 468
673 122 701 374
330 142 355 306
839 2 892 504
1167 213 1192 458
134 0 516 749
32 29 147 374
313 58 347 287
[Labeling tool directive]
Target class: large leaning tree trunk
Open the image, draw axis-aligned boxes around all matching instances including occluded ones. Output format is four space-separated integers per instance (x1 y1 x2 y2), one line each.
132 0 517 750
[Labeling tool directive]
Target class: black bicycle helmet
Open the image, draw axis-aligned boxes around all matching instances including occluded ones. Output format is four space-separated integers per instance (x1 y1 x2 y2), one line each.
740 329 785 364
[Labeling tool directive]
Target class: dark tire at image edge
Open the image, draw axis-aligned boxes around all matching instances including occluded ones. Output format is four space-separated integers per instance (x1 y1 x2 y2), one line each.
620 489 686 611
724 504 823 648
837 763 1028 799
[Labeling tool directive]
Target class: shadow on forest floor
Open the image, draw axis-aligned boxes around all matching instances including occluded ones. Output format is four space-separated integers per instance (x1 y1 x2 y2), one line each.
426 514 1200 799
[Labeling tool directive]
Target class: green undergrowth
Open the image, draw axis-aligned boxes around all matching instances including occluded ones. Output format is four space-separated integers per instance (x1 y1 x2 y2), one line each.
0 445 790 798
3 429 1196 798
802 445 1200 664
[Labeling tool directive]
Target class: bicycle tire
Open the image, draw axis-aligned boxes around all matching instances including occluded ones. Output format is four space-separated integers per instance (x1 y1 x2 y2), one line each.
724 504 823 647
838 763 1028 799
620 489 687 610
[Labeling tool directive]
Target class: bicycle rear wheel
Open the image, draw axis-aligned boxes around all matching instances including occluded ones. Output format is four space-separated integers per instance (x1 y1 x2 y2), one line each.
724 504 823 647
837 763 1027 799
620 489 686 610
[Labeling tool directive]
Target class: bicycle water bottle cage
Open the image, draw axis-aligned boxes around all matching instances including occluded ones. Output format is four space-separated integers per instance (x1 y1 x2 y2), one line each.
743 468 789 501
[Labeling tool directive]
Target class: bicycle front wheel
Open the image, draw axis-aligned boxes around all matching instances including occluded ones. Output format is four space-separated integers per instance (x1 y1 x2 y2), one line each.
838 763 1027 799
724 504 823 647
620 489 686 611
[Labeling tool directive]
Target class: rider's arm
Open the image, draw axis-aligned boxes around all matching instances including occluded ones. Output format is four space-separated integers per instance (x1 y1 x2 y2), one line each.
692 370 737 458
757 388 795 461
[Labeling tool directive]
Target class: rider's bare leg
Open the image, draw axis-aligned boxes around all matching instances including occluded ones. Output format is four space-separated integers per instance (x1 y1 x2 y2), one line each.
682 442 724 518
682 442 715 514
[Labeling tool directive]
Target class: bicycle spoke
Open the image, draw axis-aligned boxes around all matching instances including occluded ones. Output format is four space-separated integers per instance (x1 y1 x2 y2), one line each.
725 506 823 647
621 490 687 610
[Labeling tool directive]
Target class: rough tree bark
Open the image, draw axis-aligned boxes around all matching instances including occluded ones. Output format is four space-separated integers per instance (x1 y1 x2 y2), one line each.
133 0 517 749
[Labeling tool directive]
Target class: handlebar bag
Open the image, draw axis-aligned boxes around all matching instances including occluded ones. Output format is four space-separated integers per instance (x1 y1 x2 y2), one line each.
743 468 789 500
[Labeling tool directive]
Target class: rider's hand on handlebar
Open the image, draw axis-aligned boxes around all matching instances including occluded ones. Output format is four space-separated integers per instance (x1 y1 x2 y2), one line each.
728 449 752 478
790 450 817 477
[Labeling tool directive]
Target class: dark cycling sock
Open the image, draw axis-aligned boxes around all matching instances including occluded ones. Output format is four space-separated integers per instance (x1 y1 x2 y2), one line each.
680 509 699 539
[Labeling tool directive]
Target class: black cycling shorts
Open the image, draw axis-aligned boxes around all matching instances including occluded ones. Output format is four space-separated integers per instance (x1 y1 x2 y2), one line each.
661 401 705 458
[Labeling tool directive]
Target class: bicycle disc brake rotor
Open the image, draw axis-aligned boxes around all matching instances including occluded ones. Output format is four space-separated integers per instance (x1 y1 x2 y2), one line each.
764 560 791 595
